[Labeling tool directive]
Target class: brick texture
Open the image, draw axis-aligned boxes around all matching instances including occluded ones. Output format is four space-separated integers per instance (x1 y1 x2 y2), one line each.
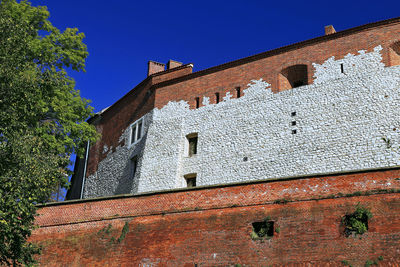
32 168 400 266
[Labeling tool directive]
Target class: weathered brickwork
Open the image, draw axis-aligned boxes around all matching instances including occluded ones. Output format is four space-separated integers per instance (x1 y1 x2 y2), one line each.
33 169 400 266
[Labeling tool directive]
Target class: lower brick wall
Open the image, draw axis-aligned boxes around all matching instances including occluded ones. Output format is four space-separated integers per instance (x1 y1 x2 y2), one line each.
31 169 400 266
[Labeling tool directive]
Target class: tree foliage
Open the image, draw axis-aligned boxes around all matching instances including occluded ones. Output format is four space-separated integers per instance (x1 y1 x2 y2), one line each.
0 0 98 265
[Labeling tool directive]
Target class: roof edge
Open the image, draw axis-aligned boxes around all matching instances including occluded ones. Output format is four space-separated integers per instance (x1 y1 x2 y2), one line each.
153 16 400 89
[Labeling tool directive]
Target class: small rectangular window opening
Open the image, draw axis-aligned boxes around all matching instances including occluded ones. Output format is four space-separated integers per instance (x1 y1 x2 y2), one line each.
292 129 297 134
137 120 142 140
131 157 138 178
184 174 196 188
186 133 198 157
215 92 220 104
340 63 344 73
195 97 200 108
188 137 197 156
236 87 241 98
291 111 296 117
291 121 296 126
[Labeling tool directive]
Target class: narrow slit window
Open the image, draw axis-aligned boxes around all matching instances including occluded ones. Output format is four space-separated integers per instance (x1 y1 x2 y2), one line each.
184 173 197 188
215 92 220 104
131 157 138 179
137 120 142 140
340 63 344 73
236 87 241 98
195 97 200 108
186 133 198 156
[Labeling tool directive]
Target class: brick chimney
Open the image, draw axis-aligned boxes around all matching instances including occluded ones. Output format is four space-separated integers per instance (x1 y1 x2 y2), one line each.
167 60 183 70
148 61 165 76
324 25 336 35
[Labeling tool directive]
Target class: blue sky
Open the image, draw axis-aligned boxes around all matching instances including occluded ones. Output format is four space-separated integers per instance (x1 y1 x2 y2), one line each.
29 0 399 199
32 0 399 114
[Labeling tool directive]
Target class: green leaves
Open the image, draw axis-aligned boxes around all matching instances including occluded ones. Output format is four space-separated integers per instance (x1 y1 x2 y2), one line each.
0 0 98 265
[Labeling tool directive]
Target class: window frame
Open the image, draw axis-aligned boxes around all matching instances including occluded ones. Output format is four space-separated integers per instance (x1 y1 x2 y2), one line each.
129 117 144 146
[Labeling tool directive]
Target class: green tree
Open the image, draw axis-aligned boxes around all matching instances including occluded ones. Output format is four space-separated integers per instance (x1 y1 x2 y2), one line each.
0 0 98 265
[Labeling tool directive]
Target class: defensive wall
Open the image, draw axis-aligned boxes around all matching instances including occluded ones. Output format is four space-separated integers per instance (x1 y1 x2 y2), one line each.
34 168 400 266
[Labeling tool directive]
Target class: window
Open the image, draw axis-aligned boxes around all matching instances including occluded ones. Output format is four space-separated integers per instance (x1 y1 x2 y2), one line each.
236 87 241 98
215 92 220 104
131 157 138 179
184 173 196 188
195 97 200 108
130 117 144 145
186 133 198 156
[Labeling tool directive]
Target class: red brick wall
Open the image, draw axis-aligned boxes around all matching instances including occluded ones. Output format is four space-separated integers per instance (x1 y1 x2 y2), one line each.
32 169 400 266
154 22 400 109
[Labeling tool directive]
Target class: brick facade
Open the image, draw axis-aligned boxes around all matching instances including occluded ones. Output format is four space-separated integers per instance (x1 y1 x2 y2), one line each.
33 168 400 266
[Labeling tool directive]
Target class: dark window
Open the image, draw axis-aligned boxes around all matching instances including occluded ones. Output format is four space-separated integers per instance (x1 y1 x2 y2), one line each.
188 136 198 156
131 157 138 178
184 174 196 188
236 87 241 98
137 120 142 140
215 92 220 104
340 63 344 73
195 97 200 108
291 111 296 117
292 129 297 134
291 121 296 126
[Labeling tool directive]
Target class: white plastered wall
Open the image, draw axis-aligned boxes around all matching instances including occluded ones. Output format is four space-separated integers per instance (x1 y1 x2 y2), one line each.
84 45 400 198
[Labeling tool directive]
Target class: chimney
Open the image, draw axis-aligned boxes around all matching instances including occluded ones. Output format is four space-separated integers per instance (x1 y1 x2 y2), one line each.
167 59 183 70
324 25 336 35
147 61 165 76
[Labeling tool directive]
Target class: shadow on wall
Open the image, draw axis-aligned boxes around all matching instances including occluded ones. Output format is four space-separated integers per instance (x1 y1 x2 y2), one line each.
113 116 153 196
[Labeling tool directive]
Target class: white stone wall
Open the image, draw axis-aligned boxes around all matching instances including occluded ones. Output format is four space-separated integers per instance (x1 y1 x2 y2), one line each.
83 46 400 198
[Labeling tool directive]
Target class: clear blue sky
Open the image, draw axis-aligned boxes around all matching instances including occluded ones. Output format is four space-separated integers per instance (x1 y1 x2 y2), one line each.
32 0 399 114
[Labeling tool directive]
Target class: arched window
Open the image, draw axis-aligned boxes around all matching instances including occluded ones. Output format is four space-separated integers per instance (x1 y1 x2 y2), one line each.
278 64 308 91
389 41 400 66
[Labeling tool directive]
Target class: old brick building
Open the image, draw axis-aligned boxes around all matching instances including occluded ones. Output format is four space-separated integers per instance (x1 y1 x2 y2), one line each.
34 17 400 266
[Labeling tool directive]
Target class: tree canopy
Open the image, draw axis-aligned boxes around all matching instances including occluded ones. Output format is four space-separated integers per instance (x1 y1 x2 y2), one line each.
0 0 98 265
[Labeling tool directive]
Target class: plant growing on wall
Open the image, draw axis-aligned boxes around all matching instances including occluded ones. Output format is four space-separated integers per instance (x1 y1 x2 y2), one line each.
0 0 98 265
342 204 372 237
250 217 274 240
